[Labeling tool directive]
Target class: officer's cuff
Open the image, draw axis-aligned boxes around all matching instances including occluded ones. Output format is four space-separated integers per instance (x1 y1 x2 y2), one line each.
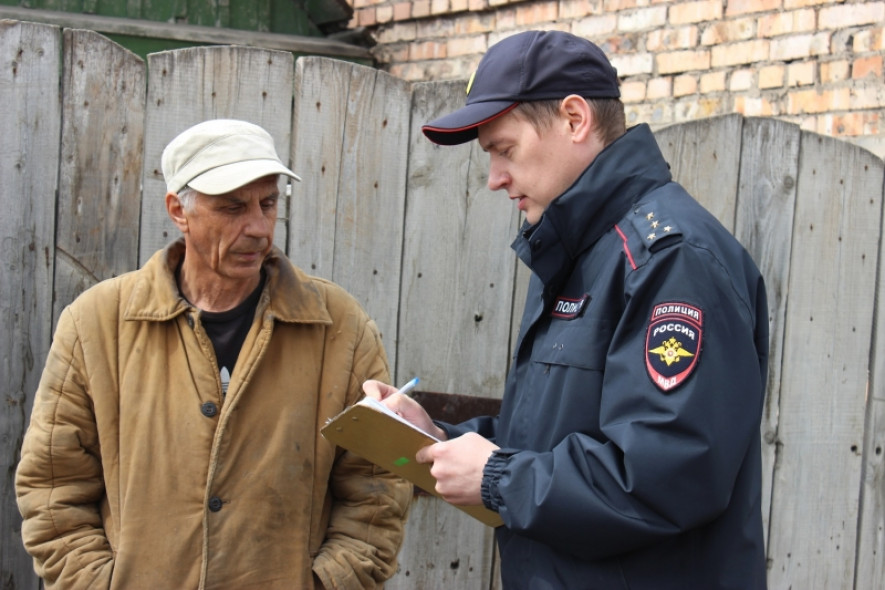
481 449 517 511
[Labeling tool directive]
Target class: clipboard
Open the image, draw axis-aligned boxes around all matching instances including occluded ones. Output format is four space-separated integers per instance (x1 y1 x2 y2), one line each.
322 398 504 528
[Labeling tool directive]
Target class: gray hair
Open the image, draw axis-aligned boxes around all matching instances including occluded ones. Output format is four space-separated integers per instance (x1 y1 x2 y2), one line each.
176 186 197 212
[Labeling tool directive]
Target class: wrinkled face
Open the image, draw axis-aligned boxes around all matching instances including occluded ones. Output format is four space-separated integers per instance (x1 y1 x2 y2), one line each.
182 175 281 285
478 109 583 226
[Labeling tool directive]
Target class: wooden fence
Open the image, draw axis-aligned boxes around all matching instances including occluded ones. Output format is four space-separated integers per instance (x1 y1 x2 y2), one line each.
2 19 884 590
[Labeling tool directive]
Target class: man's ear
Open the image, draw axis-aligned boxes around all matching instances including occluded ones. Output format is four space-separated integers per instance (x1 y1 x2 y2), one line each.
560 95 593 143
166 192 189 233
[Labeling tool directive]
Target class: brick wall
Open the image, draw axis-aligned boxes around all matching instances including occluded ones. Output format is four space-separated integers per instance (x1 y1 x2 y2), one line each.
348 0 885 158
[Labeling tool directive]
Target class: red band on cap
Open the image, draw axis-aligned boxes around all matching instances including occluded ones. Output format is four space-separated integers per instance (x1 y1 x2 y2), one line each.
422 103 520 145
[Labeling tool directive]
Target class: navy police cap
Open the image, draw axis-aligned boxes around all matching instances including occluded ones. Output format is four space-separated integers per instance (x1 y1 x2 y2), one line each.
422 30 620 146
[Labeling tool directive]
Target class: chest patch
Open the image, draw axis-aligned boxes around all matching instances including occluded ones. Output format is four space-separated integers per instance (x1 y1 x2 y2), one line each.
551 294 591 320
645 302 703 392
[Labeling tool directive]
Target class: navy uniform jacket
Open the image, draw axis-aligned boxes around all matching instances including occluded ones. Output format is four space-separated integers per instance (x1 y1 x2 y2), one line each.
441 124 769 589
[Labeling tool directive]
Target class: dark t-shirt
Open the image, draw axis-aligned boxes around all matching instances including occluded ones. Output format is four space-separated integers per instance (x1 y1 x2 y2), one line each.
190 272 265 395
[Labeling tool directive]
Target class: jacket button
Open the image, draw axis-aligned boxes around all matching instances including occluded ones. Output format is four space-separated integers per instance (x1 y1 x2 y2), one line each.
208 496 223 512
201 402 218 417
186 315 195 328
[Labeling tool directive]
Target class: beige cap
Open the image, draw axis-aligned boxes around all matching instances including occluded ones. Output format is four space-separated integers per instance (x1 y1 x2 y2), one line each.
161 119 301 195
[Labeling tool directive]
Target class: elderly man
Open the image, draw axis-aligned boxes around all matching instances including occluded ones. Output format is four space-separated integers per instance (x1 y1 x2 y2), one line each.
16 119 411 589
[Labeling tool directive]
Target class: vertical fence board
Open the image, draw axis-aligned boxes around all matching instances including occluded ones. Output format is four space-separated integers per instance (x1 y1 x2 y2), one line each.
290 58 410 356
398 80 520 396
766 133 882 589
858 405 885 589
291 60 419 589
654 114 743 230
388 494 499 589
54 29 145 325
331 62 409 354
0 19 61 590
733 118 801 549
140 46 294 265
289 57 352 282
385 79 512 590
855 161 885 590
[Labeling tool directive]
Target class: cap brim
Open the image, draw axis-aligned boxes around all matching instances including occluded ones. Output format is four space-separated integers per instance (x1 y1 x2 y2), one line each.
187 159 302 195
422 101 518 145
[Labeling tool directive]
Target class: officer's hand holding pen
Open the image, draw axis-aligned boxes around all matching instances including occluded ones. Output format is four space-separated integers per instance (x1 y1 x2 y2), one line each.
362 378 447 441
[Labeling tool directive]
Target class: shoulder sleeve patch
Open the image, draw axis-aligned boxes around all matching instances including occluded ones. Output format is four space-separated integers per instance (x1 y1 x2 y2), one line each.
645 302 702 392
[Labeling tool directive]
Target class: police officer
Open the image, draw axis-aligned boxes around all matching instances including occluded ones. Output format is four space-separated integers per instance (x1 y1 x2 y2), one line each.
365 30 769 590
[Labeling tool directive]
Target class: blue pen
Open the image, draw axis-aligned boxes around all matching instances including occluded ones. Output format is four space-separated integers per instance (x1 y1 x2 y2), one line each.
395 377 420 398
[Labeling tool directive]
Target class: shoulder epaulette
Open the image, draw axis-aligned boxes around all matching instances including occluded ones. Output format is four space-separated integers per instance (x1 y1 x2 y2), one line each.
630 201 682 247
615 199 684 270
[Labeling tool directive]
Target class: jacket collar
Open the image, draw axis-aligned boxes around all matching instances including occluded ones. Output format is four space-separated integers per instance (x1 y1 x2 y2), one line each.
123 239 332 325
512 124 672 289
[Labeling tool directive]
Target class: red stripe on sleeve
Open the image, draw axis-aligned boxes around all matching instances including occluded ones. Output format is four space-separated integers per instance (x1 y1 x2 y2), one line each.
614 224 637 270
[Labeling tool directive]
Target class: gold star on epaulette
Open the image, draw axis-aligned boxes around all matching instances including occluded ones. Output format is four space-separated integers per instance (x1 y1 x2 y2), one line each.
647 233 656 240
651 220 659 229
664 225 673 232
646 212 655 220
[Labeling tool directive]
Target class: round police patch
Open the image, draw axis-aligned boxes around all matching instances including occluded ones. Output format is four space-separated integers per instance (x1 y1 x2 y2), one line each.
645 302 702 392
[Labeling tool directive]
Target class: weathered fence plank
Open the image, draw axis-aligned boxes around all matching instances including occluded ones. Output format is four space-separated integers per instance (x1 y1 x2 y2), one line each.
290 57 410 357
53 28 145 324
385 79 520 589
766 133 883 589
390 494 499 588
857 163 885 590
289 56 354 282
0 19 61 590
139 46 295 265
733 117 801 549
398 80 521 395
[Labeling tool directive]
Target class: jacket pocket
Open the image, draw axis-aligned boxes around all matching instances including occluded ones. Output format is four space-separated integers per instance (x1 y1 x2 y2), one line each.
530 319 613 371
